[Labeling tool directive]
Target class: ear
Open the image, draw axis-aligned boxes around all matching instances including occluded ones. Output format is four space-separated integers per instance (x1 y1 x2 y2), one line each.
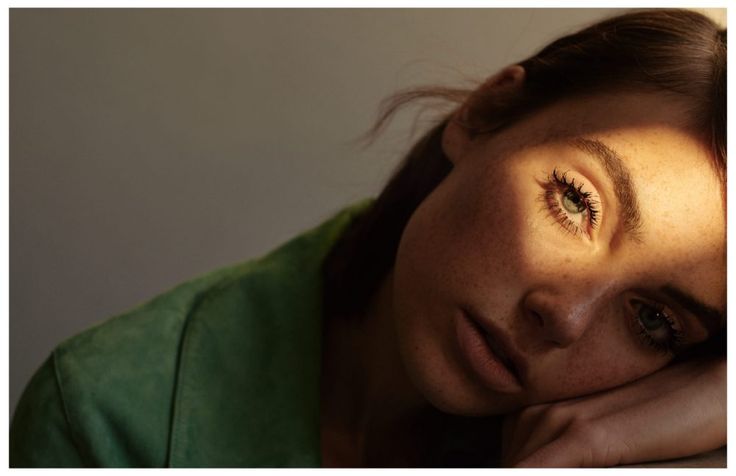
441 65 526 164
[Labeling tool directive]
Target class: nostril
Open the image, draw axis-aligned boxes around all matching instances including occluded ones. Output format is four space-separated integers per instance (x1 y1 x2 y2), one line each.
522 292 592 348
521 295 547 328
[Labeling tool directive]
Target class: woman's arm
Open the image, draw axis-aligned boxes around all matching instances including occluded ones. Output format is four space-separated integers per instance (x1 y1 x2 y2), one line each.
501 357 725 467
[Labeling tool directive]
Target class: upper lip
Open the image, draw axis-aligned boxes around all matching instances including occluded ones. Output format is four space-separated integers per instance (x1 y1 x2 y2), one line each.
465 308 528 385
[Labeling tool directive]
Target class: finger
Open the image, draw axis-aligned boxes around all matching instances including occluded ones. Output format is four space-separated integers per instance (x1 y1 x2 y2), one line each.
514 426 622 468
514 434 587 468
502 405 552 465
503 406 571 466
510 419 570 466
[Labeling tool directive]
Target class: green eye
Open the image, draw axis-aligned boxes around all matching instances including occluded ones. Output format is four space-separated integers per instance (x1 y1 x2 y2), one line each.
638 304 666 331
630 300 682 353
544 168 601 237
562 190 587 214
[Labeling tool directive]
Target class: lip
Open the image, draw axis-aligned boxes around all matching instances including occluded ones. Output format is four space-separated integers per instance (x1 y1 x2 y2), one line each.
455 309 526 393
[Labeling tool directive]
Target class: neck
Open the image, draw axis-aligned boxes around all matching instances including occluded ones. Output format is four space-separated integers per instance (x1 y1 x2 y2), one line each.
320 272 440 467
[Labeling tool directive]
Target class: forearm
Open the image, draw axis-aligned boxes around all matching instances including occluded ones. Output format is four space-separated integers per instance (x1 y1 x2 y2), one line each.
503 356 726 467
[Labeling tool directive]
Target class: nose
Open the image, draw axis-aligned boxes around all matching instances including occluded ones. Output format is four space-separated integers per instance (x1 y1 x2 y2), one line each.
521 286 605 348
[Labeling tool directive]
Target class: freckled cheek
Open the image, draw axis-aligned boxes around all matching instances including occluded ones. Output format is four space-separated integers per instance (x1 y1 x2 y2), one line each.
557 352 633 397
426 176 526 284
482 196 567 286
431 165 565 302
471 178 549 261
533 337 660 400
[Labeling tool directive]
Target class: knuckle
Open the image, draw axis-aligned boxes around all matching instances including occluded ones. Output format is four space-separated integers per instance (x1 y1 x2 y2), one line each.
540 404 572 428
517 402 549 421
568 420 608 447
564 423 612 467
522 402 549 416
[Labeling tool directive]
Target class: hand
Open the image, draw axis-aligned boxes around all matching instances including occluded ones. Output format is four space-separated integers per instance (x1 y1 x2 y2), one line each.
501 357 725 467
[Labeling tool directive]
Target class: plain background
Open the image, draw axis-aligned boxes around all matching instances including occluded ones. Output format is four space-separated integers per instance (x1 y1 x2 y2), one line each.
10 8 726 415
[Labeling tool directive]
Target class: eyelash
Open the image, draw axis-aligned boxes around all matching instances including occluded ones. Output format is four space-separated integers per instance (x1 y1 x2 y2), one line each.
629 300 683 354
542 168 600 238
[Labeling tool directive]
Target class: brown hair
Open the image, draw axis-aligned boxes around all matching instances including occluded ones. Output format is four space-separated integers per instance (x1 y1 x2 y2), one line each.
322 9 726 353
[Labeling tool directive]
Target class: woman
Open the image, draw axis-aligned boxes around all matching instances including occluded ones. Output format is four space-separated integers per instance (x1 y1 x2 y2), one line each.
11 9 725 467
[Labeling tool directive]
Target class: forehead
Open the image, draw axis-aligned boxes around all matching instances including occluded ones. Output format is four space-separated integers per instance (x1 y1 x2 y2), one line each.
602 123 725 299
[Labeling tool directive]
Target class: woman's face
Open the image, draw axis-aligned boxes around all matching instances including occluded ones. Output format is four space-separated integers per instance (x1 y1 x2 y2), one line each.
391 91 725 416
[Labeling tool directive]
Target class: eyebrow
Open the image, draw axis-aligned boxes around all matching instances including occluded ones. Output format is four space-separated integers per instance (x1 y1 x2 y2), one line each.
567 137 643 242
661 285 725 336
567 139 725 336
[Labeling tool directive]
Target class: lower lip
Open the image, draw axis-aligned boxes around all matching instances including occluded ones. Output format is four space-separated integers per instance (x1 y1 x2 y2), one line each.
455 310 522 393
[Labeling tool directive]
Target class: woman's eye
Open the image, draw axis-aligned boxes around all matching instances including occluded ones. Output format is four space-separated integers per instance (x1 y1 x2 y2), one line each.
541 168 600 238
562 189 587 214
630 299 683 354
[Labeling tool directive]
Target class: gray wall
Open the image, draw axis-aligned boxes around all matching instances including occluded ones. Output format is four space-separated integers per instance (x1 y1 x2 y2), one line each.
10 8 723 414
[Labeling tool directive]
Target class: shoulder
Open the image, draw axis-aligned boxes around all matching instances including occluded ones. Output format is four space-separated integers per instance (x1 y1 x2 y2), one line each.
13 258 250 466
11 200 372 467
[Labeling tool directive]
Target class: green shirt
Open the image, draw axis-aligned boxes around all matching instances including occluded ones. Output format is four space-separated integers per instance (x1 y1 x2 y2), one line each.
11 201 371 467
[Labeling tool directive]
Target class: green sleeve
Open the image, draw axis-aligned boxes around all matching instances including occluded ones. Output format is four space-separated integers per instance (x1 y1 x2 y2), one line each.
10 354 88 467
